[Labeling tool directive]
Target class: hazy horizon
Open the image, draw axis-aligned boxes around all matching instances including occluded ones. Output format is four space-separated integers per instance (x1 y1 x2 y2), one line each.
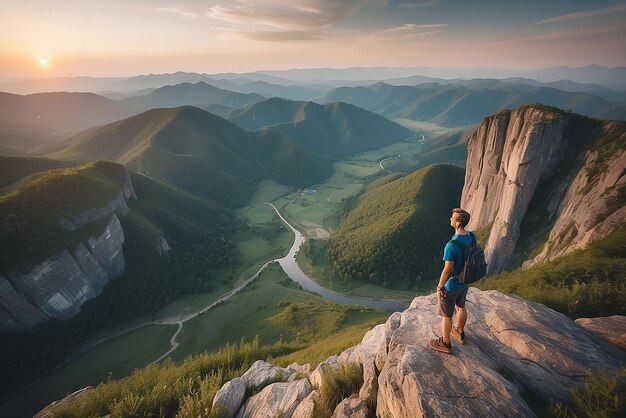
1 0 625 81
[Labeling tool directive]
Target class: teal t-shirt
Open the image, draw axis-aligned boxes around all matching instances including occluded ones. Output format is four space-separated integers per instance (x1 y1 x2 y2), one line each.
442 232 473 291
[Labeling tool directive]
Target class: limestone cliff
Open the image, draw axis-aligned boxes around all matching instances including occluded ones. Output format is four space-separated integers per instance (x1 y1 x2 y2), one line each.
0 170 136 332
461 105 626 273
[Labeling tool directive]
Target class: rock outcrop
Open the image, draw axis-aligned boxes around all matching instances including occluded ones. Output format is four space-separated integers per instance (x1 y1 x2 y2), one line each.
0 171 137 332
575 315 626 350
207 289 625 417
461 106 626 274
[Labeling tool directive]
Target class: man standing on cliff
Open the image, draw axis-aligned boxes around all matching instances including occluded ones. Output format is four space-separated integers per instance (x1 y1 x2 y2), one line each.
429 208 472 354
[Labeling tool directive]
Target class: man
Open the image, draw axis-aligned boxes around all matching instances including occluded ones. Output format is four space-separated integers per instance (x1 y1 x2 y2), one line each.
429 208 472 354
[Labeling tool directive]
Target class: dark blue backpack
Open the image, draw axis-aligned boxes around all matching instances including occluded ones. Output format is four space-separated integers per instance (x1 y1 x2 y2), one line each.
451 232 487 284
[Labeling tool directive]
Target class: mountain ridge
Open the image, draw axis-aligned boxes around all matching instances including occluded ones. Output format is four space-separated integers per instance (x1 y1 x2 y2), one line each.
46 106 331 205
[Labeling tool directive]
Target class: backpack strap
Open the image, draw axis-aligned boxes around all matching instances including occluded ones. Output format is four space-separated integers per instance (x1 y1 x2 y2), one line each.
450 233 475 277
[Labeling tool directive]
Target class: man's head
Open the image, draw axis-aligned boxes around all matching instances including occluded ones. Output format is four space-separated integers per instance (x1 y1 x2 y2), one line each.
450 208 470 229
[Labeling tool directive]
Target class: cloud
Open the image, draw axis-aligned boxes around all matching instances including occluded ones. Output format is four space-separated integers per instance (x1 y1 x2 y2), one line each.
207 0 365 30
389 0 436 8
239 30 324 42
358 22 445 42
155 6 199 19
534 2 626 25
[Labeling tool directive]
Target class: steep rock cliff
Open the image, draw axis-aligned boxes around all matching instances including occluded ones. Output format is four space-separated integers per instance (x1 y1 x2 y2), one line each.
0 170 136 332
461 106 626 273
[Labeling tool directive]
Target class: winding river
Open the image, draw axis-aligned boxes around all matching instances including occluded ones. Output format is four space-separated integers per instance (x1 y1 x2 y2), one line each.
269 203 409 312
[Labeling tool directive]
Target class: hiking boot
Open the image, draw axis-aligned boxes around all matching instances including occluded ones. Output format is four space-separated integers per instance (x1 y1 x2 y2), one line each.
429 337 451 354
451 325 465 345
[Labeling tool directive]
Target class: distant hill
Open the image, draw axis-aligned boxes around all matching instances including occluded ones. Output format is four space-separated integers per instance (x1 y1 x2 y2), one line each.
47 106 331 205
418 128 473 168
0 91 139 151
122 81 265 111
321 82 622 127
206 79 328 101
0 156 71 189
229 98 411 157
326 164 465 287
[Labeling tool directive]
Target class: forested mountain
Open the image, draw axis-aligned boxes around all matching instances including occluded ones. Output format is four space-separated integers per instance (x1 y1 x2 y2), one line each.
0 159 238 393
321 82 624 126
0 91 139 152
229 98 411 157
122 81 264 111
326 164 465 287
47 106 331 205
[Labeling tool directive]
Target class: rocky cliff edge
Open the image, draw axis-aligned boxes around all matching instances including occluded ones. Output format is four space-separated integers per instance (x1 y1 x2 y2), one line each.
201 288 625 418
0 169 137 332
461 106 626 274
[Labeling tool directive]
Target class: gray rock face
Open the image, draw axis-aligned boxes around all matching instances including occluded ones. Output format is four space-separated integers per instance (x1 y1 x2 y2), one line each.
0 169 136 331
241 360 295 390
157 236 171 256
461 108 626 273
332 397 370 418
5 216 124 322
236 378 311 418
461 107 568 274
525 122 626 267
212 377 246 418
291 390 318 418
0 274 48 331
575 315 626 350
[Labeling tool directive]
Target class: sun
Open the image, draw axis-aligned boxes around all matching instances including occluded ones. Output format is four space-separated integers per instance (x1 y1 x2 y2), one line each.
38 57 48 66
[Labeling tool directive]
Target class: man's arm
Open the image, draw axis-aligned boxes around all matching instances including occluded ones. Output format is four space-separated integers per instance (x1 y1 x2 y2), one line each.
437 261 455 294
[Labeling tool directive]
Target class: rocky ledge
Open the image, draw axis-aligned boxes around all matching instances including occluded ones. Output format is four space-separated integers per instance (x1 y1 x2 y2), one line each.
210 289 624 418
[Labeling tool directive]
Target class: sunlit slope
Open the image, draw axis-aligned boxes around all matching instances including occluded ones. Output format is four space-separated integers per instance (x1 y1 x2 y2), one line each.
229 98 411 156
49 106 331 205
327 164 465 287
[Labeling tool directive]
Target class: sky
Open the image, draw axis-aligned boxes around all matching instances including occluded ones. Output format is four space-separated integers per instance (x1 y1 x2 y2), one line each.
1 0 625 80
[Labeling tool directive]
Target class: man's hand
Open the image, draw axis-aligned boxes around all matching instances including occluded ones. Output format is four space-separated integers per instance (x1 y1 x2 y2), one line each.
437 287 446 297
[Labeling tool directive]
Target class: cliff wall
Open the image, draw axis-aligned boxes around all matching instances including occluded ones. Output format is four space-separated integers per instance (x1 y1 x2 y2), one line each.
0 171 136 332
461 106 626 273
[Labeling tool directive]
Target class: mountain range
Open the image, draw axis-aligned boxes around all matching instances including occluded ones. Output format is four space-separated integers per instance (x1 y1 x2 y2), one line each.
228 98 411 157
320 82 625 127
46 106 332 205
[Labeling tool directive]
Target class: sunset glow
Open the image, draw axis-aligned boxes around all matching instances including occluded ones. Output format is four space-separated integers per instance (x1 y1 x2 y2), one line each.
0 0 624 80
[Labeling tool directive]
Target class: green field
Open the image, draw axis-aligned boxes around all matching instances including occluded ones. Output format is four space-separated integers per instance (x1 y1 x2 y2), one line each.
171 263 387 361
393 118 461 135
248 179 293 205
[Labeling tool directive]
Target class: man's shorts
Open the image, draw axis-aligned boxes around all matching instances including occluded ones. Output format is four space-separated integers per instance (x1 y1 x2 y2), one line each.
438 287 469 318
